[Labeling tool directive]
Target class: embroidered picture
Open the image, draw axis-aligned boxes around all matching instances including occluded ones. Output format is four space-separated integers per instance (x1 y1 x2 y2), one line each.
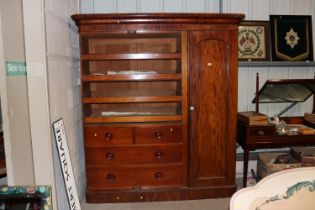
238 21 270 61
270 15 313 61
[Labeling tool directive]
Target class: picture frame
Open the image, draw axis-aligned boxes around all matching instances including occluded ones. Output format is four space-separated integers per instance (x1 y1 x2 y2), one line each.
0 186 52 210
238 21 270 61
270 15 313 61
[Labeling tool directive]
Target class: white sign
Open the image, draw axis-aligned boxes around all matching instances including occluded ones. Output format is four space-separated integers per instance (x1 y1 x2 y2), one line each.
53 119 81 210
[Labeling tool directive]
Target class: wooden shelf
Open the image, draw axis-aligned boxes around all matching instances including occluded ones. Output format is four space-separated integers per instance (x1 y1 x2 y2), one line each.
81 53 181 60
239 61 315 67
82 74 182 82
82 96 182 103
84 115 182 123
84 107 179 117
80 32 182 39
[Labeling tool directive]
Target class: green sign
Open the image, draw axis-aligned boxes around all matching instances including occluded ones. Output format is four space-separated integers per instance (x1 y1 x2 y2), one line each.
6 61 27 76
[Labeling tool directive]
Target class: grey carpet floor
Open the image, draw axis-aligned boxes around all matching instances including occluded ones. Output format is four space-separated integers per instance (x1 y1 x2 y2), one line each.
82 198 230 210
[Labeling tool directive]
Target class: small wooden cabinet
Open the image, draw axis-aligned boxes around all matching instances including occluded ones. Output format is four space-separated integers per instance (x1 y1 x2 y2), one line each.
72 13 244 202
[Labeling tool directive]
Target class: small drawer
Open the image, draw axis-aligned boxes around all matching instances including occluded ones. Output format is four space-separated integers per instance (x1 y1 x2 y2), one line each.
85 144 182 166
247 126 275 137
136 165 182 188
135 125 182 144
87 165 183 190
84 126 133 146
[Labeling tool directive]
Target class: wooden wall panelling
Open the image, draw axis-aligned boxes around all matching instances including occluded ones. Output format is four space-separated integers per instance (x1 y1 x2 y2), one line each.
139 0 162 12
185 0 205 12
289 67 313 79
237 67 249 111
185 0 206 12
292 0 313 15
238 67 269 113
205 0 220 12
162 0 184 12
251 1 270 20
117 0 138 12
237 67 249 110
225 0 251 19
80 1 93 13
93 0 117 13
80 0 220 13
270 0 293 15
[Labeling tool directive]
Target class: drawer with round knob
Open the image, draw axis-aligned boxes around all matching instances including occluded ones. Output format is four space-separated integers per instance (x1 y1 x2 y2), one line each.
247 126 275 137
84 126 133 146
85 144 182 166
135 125 182 144
86 165 183 190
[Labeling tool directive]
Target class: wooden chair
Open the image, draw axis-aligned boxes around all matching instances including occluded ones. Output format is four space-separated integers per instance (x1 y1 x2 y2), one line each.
230 167 315 210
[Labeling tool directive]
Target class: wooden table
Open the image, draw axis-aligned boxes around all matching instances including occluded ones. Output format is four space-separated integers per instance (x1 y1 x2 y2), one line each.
237 116 315 187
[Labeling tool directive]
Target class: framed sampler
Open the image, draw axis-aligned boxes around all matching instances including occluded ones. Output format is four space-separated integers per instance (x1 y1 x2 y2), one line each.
238 21 270 61
270 15 313 61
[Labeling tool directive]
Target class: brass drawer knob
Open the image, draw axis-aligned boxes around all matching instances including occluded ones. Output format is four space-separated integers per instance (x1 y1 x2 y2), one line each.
106 173 116 182
106 152 114 160
155 151 163 159
155 131 163 139
105 132 113 141
258 130 265 136
154 172 164 180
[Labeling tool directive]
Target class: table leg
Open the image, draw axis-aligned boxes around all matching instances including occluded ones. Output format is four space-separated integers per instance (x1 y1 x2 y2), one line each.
242 148 249 187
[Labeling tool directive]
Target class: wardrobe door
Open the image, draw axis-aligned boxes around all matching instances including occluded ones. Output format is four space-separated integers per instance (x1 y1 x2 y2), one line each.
189 31 237 187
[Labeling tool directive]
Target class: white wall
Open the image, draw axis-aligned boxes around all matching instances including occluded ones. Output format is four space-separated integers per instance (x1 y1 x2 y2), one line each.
23 0 57 207
0 0 35 185
45 0 84 208
224 0 315 116
81 0 220 13
80 0 315 117
23 0 82 209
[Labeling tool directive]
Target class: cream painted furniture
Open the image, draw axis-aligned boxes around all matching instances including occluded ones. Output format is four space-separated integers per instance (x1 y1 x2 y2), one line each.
230 167 315 210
